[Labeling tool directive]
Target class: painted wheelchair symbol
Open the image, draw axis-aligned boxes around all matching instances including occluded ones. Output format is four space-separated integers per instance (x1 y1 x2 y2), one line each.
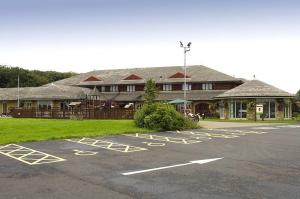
142 142 166 147
73 149 98 156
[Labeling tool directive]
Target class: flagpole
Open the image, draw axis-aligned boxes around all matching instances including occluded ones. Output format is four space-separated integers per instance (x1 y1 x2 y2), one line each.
17 75 20 108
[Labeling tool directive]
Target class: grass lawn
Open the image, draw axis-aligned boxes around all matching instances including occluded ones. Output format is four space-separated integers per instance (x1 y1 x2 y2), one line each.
0 118 152 145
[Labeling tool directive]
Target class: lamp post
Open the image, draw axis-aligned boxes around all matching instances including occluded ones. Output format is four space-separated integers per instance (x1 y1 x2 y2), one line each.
179 41 192 115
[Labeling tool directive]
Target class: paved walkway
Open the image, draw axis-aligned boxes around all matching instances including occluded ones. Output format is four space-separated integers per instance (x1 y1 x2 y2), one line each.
198 120 281 129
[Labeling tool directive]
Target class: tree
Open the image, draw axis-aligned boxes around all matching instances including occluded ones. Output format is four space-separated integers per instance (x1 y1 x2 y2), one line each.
297 89 300 97
0 65 77 88
144 79 158 104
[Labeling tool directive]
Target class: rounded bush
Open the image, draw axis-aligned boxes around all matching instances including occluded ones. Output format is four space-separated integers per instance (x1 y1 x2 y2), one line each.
134 103 197 131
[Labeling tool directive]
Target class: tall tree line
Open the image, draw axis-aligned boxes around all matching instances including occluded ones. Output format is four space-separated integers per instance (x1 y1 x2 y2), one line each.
0 65 77 88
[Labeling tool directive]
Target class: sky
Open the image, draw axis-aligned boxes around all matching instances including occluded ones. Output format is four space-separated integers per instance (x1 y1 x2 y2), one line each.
0 0 299 93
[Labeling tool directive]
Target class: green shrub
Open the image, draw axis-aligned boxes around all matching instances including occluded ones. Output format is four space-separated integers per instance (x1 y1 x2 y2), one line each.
134 103 197 131
292 112 299 118
134 103 158 127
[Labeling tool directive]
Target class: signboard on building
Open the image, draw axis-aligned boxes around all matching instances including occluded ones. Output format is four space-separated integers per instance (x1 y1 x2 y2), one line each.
256 104 263 114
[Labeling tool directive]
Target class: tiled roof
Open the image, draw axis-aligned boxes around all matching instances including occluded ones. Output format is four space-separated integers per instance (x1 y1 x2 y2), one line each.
216 80 294 98
0 84 90 101
51 65 240 86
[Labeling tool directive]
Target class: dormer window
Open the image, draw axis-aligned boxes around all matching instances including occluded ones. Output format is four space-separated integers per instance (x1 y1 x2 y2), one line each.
83 76 101 82
169 72 191 78
123 74 143 80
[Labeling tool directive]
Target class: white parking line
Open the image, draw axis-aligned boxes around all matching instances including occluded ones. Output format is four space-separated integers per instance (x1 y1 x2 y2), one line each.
66 138 148 153
175 129 268 140
0 144 66 165
252 127 279 130
73 149 98 156
276 125 300 128
142 142 166 146
124 133 201 144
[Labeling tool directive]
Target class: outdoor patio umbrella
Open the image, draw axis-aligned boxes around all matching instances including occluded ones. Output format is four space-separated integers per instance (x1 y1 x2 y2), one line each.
168 99 191 104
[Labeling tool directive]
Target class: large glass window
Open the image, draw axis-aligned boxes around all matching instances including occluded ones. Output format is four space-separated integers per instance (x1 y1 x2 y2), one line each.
262 100 276 119
230 100 247 118
284 102 291 119
163 84 172 91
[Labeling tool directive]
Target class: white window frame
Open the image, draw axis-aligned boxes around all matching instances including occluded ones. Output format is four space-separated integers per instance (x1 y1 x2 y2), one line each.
127 85 135 92
110 85 118 92
163 84 172 91
23 101 32 109
38 100 52 110
284 101 292 119
257 99 276 119
202 83 213 90
182 83 191 91
230 100 247 119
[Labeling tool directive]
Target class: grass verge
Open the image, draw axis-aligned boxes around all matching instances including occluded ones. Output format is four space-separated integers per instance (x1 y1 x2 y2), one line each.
0 118 152 145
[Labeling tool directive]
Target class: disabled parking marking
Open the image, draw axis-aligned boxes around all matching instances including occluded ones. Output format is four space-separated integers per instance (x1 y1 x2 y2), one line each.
0 144 66 165
252 127 279 130
142 142 166 147
175 130 239 139
66 138 148 153
73 149 98 156
207 129 268 135
174 131 212 140
207 128 268 134
124 133 201 144
175 129 268 139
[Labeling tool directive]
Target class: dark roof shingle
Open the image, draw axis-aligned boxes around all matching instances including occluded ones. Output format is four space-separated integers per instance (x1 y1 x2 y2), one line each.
216 80 294 98
51 65 240 86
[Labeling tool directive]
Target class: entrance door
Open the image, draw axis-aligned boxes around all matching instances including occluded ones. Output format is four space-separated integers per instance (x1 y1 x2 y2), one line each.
2 102 7 115
195 103 210 115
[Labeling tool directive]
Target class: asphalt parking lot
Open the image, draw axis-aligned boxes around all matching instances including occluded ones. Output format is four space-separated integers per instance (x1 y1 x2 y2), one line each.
0 124 300 199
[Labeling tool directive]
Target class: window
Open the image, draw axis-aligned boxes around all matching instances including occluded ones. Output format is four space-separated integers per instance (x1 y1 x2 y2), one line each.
163 84 172 91
38 101 52 110
110 85 118 92
21 101 32 109
101 86 105 92
127 85 135 92
262 100 276 119
230 100 247 118
284 101 291 119
60 101 70 110
182 83 191 91
202 83 213 90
